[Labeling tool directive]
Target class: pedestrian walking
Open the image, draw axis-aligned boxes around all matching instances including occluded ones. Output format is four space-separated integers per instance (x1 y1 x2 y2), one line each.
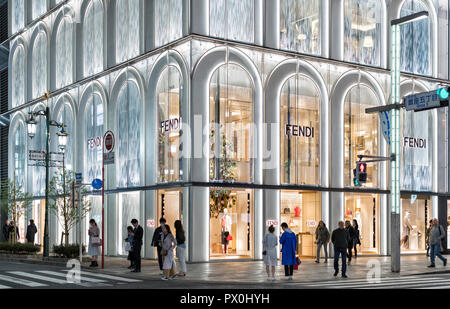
352 219 361 259
425 220 433 257
151 218 166 275
332 221 350 278
88 219 101 267
8 221 19 242
345 220 356 264
263 225 278 281
130 219 143 273
161 224 177 281
315 220 330 263
428 218 447 268
26 219 37 244
125 226 135 269
174 220 187 277
2 219 10 242
280 222 296 281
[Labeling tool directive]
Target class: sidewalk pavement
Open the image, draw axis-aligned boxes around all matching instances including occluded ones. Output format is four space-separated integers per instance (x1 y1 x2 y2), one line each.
83 254 450 284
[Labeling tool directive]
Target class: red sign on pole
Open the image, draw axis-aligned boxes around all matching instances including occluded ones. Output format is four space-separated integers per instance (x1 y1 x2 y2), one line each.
104 131 115 152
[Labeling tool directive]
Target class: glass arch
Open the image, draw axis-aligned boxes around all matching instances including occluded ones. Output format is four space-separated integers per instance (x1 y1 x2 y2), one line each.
11 46 25 108
56 17 74 89
280 0 321 55
400 0 430 75
116 0 140 63
83 0 104 77
117 81 141 187
280 74 320 185
209 63 254 183
13 123 26 189
57 103 74 171
344 0 382 66
11 0 25 34
32 107 47 196
32 32 48 99
155 0 183 47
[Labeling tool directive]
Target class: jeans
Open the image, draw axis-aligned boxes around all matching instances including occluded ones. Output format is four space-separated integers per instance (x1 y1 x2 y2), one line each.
176 246 187 273
430 244 447 265
316 241 328 261
334 247 347 274
157 246 163 270
284 265 294 277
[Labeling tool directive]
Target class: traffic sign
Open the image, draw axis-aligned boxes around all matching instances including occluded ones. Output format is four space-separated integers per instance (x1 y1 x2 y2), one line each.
75 173 82 186
29 150 46 161
103 152 115 165
104 131 115 152
92 178 103 190
404 88 448 112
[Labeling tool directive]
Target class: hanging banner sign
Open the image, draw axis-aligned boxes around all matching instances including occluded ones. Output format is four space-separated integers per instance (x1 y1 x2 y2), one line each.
379 111 391 145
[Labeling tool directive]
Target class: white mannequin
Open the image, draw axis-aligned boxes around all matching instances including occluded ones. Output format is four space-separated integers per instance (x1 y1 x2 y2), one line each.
221 208 232 232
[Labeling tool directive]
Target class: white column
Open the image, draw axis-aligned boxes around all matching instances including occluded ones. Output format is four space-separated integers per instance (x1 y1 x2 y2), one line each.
191 0 209 36
330 0 343 61
254 0 263 46
263 0 279 49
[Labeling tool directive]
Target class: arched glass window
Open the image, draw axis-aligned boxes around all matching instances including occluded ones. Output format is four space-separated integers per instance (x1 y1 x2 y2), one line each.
117 81 141 187
13 123 26 188
32 107 47 196
83 0 103 77
401 109 432 191
210 0 254 43
157 67 183 183
11 0 25 34
209 64 254 183
400 0 430 75
56 17 73 89
155 0 183 47
344 0 382 66
116 0 140 63
280 0 321 55
57 104 74 171
280 75 320 185
11 46 25 108
32 32 48 99
344 85 379 188
32 0 47 20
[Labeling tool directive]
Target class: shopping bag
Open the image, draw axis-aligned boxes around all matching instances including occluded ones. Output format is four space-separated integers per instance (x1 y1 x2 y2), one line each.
226 235 233 241
294 256 301 270
91 237 101 247
124 242 131 252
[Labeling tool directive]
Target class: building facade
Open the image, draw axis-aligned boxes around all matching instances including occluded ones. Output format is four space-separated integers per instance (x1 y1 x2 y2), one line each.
5 0 450 261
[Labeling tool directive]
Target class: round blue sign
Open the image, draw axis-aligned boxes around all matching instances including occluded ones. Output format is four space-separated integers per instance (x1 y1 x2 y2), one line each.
92 178 103 190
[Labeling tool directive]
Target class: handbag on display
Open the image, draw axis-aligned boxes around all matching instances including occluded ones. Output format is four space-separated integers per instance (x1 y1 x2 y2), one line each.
226 234 233 241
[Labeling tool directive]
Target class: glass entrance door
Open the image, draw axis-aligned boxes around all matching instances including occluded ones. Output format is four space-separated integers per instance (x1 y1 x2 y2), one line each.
157 189 182 231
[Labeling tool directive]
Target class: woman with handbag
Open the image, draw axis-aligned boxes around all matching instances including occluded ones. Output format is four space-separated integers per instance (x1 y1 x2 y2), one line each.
174 220 187 276
263 225 278 281
161 224 178 281
125 226 135 269
88 219 101 267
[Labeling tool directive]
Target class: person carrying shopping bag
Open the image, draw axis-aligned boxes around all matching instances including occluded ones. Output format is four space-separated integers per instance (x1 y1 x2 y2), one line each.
88 219 101 267
161 224 178 280
280 222 296 281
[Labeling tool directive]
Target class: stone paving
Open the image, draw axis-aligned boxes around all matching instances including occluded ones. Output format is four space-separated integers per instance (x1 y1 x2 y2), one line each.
84 254 450 284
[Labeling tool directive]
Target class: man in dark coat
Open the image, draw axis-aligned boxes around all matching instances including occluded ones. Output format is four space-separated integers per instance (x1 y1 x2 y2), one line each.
130 219 143 273
2 219 10 242
345 220 356 264
26 219 38 244
151 218 166 274
332 221 350 278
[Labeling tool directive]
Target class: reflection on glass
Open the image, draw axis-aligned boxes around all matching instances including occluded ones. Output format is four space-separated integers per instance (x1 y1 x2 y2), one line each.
344 0 382 66
32 32 48 99
56 17 74 89
209 64 254 183
344 85 379 188
157 67 182 183
118 192 140 255
280 75 320 185
280 0 321 55
12 46 25 108
116 0 140 63
155 0 183 47
84 0 103 77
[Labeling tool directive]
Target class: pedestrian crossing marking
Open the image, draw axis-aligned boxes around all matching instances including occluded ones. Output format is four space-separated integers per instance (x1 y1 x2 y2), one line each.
335 278 450 289
0 284 11 289
62 270 142 283
0 274 48 287
304 276 427 286
8 271 69 284
36 270 108 283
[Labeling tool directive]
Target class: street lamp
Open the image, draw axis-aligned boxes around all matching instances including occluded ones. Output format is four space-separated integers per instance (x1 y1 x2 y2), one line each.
390 10 428 273
25 92 70 258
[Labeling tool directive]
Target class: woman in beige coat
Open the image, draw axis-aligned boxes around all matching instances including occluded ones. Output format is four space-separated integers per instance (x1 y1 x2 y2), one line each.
161 224 178 280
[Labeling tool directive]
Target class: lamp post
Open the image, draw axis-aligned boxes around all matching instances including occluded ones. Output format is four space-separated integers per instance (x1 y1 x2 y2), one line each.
26 92 70 258
390 11 428 272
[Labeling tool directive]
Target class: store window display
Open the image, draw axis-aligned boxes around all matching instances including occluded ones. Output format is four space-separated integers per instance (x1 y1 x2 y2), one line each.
344 194 379 254
280 191 321 257
401 198 431 253
210 188 253 259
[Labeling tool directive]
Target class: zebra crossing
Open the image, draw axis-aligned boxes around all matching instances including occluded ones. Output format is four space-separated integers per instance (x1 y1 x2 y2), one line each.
298 274 450 289
0 268 143 289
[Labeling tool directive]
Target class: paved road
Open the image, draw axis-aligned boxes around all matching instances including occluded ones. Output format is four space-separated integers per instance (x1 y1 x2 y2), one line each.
1 261 450 289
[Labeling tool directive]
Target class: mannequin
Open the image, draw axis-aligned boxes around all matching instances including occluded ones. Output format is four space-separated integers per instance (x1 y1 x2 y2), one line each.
221 208 232 254
401 211 412 249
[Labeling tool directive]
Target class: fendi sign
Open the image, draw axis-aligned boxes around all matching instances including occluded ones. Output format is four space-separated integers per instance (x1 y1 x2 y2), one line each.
403 137 426 149
161 117 182 134
285 124 315 138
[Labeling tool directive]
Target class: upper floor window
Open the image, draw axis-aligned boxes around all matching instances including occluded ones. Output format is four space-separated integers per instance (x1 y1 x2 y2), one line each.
400 0 430 76
55 16 73 88
155 0 183 47
13 123 26 188
83 0 103 77
280 0 321 56
32 32 48 99
11 0 25 34
11 45 25 108
32 0 47 20
344 0 382 66
116 0 140 63
210 0 254 43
